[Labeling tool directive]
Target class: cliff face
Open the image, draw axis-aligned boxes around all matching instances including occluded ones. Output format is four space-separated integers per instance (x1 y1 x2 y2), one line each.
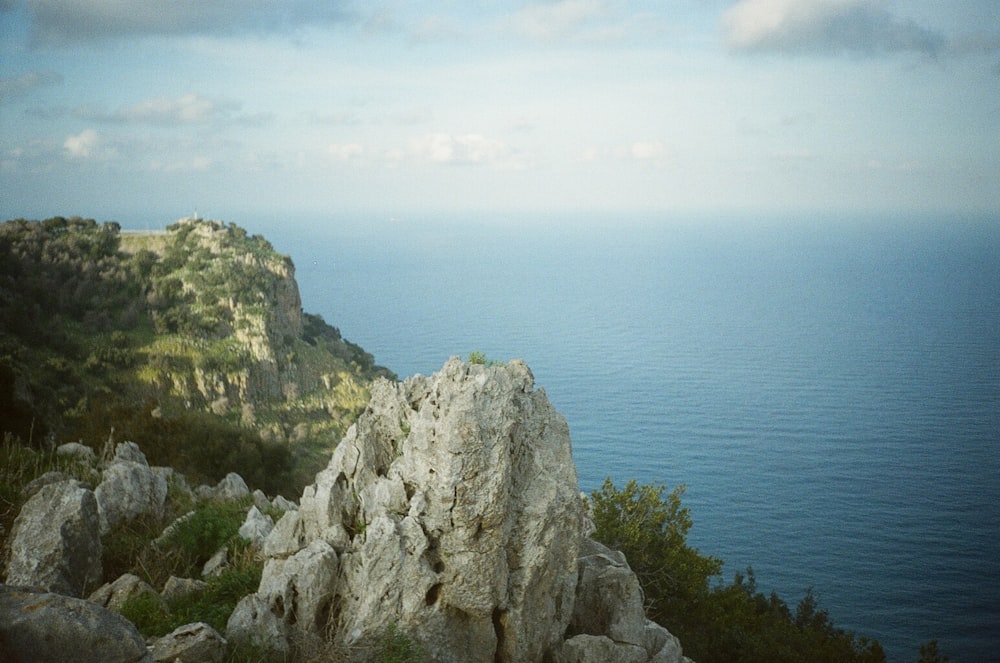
0 216 391 491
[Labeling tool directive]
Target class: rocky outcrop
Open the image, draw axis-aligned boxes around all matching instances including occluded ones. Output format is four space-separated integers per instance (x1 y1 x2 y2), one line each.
0 584 151 663
150 622 227 663
5 479 102 597
228 358 685 663
95 441 168 535
89 573 165 615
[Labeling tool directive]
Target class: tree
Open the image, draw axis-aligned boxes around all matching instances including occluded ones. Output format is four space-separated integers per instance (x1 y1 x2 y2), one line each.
590 477 886 663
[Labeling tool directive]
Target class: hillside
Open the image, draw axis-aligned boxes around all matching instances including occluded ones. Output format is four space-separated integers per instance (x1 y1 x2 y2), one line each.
0 216 393 495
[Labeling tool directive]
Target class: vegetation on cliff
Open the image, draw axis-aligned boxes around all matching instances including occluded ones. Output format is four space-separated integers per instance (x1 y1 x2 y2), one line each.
0 216 392 496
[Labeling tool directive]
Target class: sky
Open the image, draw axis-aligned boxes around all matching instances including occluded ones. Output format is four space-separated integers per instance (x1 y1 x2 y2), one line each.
1 0 998 224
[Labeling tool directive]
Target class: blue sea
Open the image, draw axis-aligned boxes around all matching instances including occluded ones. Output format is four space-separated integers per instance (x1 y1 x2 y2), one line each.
259 213 1000 662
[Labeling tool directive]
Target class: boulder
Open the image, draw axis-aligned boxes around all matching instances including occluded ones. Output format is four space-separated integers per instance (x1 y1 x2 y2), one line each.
0 584 152 663
161 576 208 603
569 538 647 646
89 573 165 614
150 622 227 663
56 441 96 465
201 547 229 578
230 358 587 662
238 505 274 549
213 472 250 501
555 634 648 663
271 494 298 512
94 441 168 534
5 480 102 597
21 470 70 500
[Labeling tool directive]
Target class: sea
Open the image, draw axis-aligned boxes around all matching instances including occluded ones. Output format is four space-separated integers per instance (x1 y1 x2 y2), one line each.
255 212 999 662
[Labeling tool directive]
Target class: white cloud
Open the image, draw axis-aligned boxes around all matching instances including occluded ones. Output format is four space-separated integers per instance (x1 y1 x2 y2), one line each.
63 129 100 158
409 133 511 165
722 0 944 56
63 129 118 160
630 140 666 161
507 0 606 41
76 93 238 125
327 143 364 160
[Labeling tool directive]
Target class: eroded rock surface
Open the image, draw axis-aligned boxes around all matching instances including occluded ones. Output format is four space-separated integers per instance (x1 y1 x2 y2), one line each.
0 584 151 663
5 479 102 597
229 358 588 662
94 441 167 535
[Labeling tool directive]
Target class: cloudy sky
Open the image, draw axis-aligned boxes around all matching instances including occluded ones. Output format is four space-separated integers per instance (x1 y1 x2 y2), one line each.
1 0 998 224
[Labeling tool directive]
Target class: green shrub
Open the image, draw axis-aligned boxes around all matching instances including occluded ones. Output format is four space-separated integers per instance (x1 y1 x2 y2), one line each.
590 478 886 663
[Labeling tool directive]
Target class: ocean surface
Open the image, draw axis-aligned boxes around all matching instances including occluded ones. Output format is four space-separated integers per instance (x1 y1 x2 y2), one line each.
259 213 999 662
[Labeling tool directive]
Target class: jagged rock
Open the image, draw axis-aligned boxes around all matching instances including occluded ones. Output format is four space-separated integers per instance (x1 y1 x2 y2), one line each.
644 622 685 663
238 505 274 549
5 480 102 597
56 441 96 464
150 622 227 663
570 538 647 646
95 441 168 534
227 539 339 656
89 573 165 614
202 547 229 577
555 634 648 663
230 358 587 662
154 510 196 549
252 488 271 511
21 470 70 500
162 576 208 603
0 584 152 663
213 472 250 501
271 494 298 511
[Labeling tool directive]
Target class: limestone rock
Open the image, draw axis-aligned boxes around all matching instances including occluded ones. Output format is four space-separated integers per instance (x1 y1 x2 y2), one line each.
150 622 227 663
95 441 168 534
570 538 647 646
252 488 271 512
227 539 339 655
555 634 648 663
231 357 587 662
162 576 208 603
5 480 102 597
271 494 298 511
56 441 96 465
213 472 250 501
0 584 152 663
238 505 274 549
89 573 164 614
202 547 229 578
21 470 70 500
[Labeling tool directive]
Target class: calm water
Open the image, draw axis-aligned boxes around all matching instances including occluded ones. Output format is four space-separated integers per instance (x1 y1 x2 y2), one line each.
260 214 1000 662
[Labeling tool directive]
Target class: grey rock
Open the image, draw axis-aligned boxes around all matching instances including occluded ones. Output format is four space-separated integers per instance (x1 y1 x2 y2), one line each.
56 442 96 465
238 505 274 550
89 573 164 614
5 480 102 597
213 472 250 501
202 547 229 578
570 538 647 646
0 584 152 663
554 634 648 663
226 540 338 654
233 357 588 662
271 494 298 512
150 622 227 663
252 488 271 512
95 442 168 534
161 576 208 603
21 470 70 500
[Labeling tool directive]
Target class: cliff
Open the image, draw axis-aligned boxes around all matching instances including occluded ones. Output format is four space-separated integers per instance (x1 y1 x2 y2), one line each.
0 216 392 493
